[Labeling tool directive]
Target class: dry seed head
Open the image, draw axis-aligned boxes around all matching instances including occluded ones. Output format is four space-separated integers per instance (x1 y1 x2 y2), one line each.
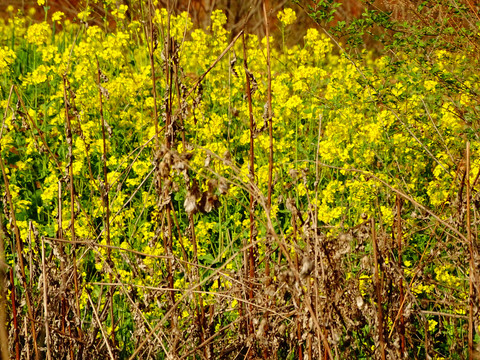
204 153 211 167
230 50 238 77
172 181 180 192
184 193 197 215
300 258 313 278
360 255 370 270
265 284 276 297
256 318 268 339
288 168 298 179
99 68 109 83
159 160 170 178
338 232 350 242
222 150 232 164
218 179 229 195
99 85 110 100
203 194 218 213
355 296 364 309
285 197 296 213
285 270 294 286
245 68 258 97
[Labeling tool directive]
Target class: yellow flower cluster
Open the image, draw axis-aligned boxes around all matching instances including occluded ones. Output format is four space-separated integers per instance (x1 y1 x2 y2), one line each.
25 21 50 46
0 46 16 75
277 8 297 26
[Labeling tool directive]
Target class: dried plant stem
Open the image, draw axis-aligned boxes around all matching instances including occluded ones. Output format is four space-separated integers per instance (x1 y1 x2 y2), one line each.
0 136 39 360
262 1 273 357
371 218 386 360
47 236 171 260
41 236 53 360
146 0 159 150
2 85 35 359
307 334 312 360
396 196 406 355
162 1 178 352
0 85 14 140
24 317 30 359
57 181 68 356
10 267 19 360
189 212 208 358
170 203 189 266
0 213 10 360
87 293 116 360
467 141 474 360
96 58 115 350
293 214 303 360
62 75 83 344
242 31 257 347
263 0 273 210
314 114 326 357
165 0 174 148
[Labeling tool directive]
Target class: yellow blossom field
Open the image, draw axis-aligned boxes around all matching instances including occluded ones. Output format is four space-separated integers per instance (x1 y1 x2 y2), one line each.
1 1 480 358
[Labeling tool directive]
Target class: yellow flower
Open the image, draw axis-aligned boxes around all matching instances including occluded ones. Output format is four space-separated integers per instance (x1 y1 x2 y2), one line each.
52 11 64 22
22 64 52 86
277 8 296 26
37 0 45 5
424 80 437 92
112 4 128 20
25 22 50 46
0 47 16 75
77 8 91 21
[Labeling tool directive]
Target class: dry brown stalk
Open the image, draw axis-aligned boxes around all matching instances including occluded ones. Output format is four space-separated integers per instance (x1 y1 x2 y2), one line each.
264 0 273 211
145 0 160 150
87 292 116 360
242 30 257 352
262 1 273 357
1 91 17 358
0 110 39 360
96 57 116 351
61 74 84 344
189 210 208 358
0 213 10 360
467 141 474 360
56 181 69 355
40 234 53 360
371 218 386 359
395 195 406 355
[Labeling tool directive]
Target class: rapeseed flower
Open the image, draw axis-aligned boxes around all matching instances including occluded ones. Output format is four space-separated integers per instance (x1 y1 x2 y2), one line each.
0 47 16 75
51 11 64 22
277 8 296 26
25 22 50 46
112 4 128 20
